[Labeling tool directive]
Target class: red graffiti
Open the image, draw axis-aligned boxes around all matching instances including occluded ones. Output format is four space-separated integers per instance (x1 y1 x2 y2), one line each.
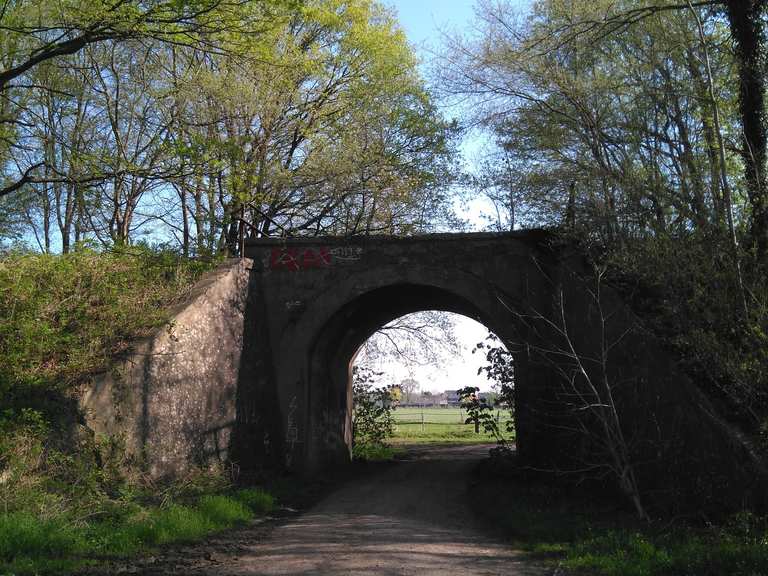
270 247 331 270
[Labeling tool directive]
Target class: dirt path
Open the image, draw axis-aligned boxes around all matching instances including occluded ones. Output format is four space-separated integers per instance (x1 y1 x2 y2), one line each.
113 444 548 575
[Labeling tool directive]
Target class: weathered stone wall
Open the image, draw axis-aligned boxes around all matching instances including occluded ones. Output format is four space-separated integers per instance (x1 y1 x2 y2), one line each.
523 250 768 513
243 233 551 475
79 259 253 478
79 232 767 513
242 232 767 514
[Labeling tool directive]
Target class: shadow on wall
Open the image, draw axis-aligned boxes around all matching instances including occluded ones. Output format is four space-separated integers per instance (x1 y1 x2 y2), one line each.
79 259 266 478
229 264 285 477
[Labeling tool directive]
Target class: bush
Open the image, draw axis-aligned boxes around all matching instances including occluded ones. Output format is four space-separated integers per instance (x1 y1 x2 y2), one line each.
609 234 768 435
351 366 395 456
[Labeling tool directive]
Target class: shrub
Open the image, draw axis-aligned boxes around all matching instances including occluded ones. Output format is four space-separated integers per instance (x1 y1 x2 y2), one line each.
235 488 275 514
351 366 395 455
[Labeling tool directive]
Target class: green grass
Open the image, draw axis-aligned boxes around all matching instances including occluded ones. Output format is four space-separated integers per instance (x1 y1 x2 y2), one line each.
472 463 768 576
352 443 404 461
0 247 265 575
0 246 219 406
391 407 514 444
562 528 768 576
0 487 275 575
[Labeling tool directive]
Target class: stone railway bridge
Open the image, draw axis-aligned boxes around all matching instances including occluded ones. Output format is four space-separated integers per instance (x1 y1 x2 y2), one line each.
82 231 764 512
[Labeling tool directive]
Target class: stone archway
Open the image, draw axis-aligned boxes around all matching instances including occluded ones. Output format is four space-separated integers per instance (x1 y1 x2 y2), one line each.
304 283 523 471
82 231 767 514
238 232 763 513
243 233 579 474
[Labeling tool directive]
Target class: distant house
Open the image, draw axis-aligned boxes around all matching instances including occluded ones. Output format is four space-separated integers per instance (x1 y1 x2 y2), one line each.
444 390 461 406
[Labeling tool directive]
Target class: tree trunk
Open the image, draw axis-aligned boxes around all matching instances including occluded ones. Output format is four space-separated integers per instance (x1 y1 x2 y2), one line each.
726 0 768 260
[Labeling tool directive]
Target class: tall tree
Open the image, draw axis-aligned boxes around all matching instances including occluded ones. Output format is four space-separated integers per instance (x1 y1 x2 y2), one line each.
725 0 768 258
1 0 457 252
0 0 297 199
437 0 741 241
165 0 457 253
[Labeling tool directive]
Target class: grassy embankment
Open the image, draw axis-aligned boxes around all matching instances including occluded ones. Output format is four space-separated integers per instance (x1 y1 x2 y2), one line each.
391 406 514 444
0 247 276 575
0 482 275 575
472 461 768 576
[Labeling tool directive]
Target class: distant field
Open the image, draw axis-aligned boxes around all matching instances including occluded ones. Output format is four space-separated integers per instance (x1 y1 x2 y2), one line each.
391 406 515 444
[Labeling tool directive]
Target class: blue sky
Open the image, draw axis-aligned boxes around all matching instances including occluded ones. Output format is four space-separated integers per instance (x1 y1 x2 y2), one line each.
384 1 532 59
384 0 478 53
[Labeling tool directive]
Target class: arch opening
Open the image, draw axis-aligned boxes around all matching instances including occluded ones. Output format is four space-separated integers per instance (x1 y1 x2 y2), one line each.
305 283 525 471
352 310 515 450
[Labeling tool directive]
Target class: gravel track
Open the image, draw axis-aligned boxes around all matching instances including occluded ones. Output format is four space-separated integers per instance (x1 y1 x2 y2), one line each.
104 444 548 575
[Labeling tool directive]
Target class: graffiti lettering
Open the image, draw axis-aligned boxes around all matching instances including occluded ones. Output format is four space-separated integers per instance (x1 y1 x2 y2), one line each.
329 246 363 261
268 246 363 270
270 248 331 271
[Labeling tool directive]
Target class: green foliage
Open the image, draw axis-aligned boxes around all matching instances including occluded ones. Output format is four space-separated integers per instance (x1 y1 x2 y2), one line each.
0 247 252 574
80 486 273 559
0 512 84 565
2 0 457 254
112 495 252 548
473 333 515 439
0 0 296 81
233 487 276 515
0 477 275 575
351 443 401 461
564 526 768 576
459 387 495 431
186 0 457 241
458 386 511 452
446 0 741 236
611 234 768 435
0 246 218 405
351 366 395 457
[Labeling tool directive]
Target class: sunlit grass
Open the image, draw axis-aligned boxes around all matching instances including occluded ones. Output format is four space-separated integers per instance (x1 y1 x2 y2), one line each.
391 407 514 444
0 488 275 575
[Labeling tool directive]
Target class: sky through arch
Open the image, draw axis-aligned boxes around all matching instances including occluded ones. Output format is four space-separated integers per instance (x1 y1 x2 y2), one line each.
354 312 503 394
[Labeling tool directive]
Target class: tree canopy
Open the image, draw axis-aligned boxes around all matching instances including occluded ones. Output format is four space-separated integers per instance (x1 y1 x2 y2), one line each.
0 0 458 253
436 0 768 456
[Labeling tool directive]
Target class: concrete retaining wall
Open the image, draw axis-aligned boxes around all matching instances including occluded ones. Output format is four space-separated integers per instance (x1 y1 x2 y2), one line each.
79 259 252 478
